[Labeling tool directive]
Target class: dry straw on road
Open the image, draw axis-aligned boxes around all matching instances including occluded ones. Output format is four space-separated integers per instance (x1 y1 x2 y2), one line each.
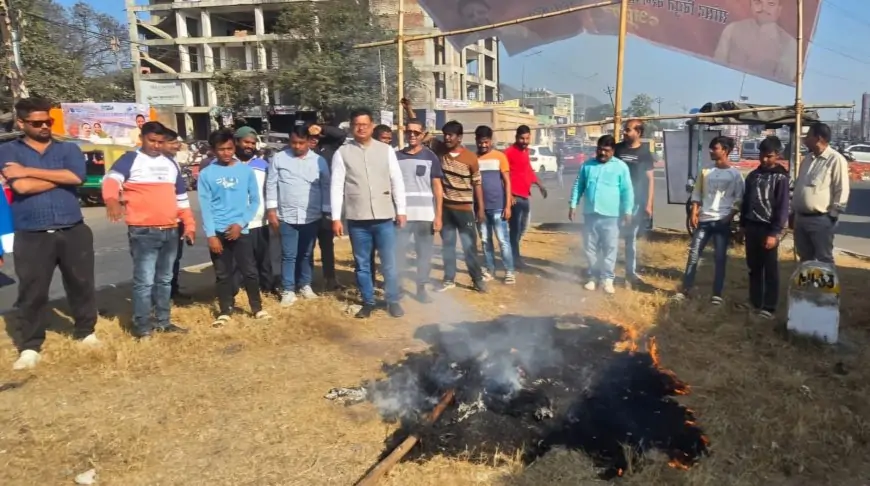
1 228 869 485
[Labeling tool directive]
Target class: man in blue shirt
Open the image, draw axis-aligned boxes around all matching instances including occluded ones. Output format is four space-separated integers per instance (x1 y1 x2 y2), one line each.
568 135 634 295
265 126 331 307
198 128 269 326
0 98 98 370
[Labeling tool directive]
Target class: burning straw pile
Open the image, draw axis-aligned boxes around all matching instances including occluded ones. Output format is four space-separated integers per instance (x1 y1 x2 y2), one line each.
327 315 709 479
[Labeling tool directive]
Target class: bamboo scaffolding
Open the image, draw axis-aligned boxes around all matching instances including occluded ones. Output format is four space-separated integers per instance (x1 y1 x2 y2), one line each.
794 0 805 177
354 0 618 49
396 0 405 143
613 0 629 142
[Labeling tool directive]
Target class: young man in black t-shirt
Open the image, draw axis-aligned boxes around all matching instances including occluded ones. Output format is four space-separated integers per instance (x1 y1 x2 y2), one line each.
614 119 655 288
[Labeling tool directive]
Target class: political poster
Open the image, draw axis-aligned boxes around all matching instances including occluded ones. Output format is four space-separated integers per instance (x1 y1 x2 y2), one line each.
418 0 820 86
60 103 150 144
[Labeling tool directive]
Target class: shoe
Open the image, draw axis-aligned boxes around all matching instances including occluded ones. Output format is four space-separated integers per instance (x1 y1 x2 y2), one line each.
671 292 688 302
435 281 456 292
212 315 231 328
155 324 189 334
416 286 433 303
757 310 775 320
583 280 597 291
473 280 488 293
710 296 724 306
254 310 271 320
12 349 40 371
355 304 375 319
280 291 297 307
602 279 616 295
298 285 318 299
481 270 494 282
504 272 516 285
388 303 405 318
78 333 101 347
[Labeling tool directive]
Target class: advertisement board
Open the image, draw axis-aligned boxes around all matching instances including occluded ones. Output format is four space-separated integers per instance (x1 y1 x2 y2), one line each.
59 103 150 145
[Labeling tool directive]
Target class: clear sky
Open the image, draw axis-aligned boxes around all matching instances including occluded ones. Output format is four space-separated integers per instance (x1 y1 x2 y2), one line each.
68 0 867 117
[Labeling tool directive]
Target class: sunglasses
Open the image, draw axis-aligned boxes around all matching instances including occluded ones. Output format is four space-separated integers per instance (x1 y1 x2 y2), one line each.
407 130 423 136
22 119 53 128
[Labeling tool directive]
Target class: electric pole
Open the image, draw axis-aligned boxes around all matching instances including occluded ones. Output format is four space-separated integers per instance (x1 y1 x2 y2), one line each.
654 96 663 116
604 85 615 109
0 0 28 104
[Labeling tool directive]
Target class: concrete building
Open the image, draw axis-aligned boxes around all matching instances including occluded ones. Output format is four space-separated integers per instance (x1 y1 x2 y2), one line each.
370 0 500 108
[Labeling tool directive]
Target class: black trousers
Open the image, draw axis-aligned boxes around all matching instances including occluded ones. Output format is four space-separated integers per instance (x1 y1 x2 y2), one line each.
211 233 262 315
13 223 97 352
233 226 278 294
744 223 780 312
315 224 336 281
171 221 185 295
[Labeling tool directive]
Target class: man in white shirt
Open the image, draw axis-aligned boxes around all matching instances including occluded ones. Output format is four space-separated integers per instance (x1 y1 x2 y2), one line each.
792 123 850 263
674 136 745 305
713 0 797 85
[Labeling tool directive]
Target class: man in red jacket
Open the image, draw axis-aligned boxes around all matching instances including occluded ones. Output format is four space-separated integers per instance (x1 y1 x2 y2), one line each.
503 125 547 268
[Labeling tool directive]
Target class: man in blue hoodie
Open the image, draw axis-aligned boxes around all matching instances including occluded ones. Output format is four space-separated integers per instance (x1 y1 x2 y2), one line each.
568 135 634 295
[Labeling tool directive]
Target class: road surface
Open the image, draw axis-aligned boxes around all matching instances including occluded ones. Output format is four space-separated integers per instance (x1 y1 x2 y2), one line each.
0 169 867 311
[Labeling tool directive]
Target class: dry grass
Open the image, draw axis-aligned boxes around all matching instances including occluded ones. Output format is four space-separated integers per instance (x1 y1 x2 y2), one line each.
1 227 870 485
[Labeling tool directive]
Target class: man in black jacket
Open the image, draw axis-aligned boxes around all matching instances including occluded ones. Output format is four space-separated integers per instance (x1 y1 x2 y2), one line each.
309 123 347 290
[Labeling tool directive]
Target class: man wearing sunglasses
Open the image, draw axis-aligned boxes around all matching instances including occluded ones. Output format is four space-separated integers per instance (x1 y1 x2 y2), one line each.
1 98 99 370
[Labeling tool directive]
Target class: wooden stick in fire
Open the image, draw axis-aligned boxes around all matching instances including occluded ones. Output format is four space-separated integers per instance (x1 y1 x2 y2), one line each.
355 389 456 486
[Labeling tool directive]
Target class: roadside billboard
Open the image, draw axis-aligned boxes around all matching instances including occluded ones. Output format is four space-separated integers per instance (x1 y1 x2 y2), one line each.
56 103 152 145
419 0 820 86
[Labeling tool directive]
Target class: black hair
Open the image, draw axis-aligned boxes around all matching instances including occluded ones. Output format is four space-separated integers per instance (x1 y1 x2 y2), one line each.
290 125 310 139
135 114 146 120
373 124 393 140
807 122 832 142
350 108 373 124
406 118 423 128
14 97 52 119
516 125 531 136
208 128 235 148
163 128 179 141
759 135 783 155
442 120 464 136
597 134 616 149
140 121 165 138
475 125 494 139
709 135 735 153
626 119 645 136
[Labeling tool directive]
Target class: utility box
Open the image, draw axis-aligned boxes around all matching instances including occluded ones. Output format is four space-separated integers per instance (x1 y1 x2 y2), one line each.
787 261 840 343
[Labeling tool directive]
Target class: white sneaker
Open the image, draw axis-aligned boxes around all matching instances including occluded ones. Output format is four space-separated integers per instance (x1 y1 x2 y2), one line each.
254 310 271 320
13 349 40 370
481 270 494 282
298 285 318 299
602 279 616 295
280 291 297 307
583 280 597 291
79 334 101 347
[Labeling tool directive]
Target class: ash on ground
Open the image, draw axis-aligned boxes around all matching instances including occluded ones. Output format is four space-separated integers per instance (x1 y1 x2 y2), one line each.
333 315 709 478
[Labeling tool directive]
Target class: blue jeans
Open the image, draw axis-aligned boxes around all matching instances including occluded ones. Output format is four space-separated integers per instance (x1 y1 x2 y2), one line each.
441 207 483 282
128 226 179 335
622 207 649 279
396 221 435 286
509 196 531 265
681 219 730 297
349 219 399 305
583 213 619 281
279 221 319 291
479 210 514 273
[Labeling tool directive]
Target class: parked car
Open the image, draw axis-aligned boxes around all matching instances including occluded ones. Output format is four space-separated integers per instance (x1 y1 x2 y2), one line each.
844 144 870 163
529 145 559 173
740 139 761 160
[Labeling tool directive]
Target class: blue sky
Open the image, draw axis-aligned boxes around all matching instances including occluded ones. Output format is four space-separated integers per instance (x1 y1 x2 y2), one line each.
71 0 867 117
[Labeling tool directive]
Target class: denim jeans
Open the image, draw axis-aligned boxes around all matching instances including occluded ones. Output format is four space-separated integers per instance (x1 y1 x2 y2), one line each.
349 219 399 305
171 221 185 295
583 213 620 281
128 226 179 336
681 219 731 297
396 220 435 286
279 221 319 291
441 207 483 282
622 207 650 279
479 210 514 273
509 196 531 265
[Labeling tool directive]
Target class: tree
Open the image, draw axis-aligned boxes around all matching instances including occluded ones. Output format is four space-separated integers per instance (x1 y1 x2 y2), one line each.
585 103 615 122
212 0 419 121
625 94 655 118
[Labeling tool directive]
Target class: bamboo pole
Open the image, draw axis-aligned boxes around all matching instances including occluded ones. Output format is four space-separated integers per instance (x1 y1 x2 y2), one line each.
354 0 618 49
355 390 456 486
613 0 630 142
793 0 805 180
396 0 405 144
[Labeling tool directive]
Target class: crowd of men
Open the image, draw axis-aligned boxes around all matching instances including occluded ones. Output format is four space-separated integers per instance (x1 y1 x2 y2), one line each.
0 95 850 371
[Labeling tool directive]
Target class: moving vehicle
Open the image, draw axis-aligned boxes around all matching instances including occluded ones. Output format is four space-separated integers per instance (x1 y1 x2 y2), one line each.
529 145 558 173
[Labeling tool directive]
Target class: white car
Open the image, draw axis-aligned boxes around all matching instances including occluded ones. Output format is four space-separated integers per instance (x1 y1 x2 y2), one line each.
529 145 558 173
845 144 870 163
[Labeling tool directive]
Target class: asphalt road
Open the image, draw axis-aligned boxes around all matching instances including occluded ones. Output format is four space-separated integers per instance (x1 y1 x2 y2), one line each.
0 169 867 311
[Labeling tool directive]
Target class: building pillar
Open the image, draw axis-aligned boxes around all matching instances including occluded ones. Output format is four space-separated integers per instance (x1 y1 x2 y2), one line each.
201 10 214 71
181 81 195 137
175 11 191 73
254 7 265 35
257 43 267 70
207 81 218 106
244 45 253 70
218 47 227 69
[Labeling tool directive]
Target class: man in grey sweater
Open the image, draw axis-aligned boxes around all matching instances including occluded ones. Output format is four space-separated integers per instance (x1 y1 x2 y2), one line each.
330 108 407 319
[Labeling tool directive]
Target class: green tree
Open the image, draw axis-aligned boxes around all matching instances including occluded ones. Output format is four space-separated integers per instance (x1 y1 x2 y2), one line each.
213 0 418 121
626 94 655 118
